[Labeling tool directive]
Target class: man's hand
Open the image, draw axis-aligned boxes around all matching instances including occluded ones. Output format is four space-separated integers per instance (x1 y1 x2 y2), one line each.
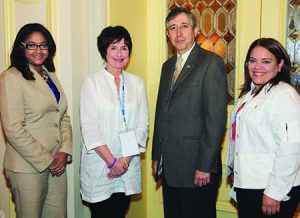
227 172 234 186
262 194 280 215
194 170 211 187
152 160 158 176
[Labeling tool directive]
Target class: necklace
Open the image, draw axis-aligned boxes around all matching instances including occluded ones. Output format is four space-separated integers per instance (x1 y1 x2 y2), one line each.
41 69 49 82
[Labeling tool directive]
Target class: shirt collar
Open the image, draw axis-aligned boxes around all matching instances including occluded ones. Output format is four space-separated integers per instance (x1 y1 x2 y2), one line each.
103 67 124 80
177 43 195 63
29 64 48 75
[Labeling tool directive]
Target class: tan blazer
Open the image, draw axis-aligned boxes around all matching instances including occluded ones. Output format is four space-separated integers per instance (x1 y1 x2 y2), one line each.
0 67 72 173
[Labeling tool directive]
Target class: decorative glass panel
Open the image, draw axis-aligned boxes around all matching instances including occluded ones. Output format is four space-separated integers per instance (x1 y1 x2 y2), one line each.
168 0 237 104
287 0 300 92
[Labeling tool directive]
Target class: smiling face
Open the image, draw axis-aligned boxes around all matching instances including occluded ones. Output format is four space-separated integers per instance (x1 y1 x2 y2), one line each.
106 38 129 75
248 46 284 89
23 31 49 73
166 12 198 55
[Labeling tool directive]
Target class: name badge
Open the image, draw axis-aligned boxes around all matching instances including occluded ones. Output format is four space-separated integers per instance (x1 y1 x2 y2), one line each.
119 130 139 157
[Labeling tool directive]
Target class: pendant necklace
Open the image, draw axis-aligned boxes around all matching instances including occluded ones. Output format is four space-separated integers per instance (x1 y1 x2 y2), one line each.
41 69 49 82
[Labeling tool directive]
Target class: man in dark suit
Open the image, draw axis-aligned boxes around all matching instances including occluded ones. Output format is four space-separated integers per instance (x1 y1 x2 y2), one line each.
152 8 227 218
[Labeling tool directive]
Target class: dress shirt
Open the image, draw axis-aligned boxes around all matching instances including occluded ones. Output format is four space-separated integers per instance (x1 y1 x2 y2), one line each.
180 43 195 69
173 43 195 79
43 66 60 103
80 68 149 203
227 82 300 201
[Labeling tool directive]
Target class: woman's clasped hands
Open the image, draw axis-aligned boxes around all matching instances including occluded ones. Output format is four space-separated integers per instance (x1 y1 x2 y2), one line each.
107 156 133 179
49 152 69 176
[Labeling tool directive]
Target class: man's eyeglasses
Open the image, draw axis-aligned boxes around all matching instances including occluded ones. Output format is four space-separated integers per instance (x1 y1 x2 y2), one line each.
21 42 49 50
167 23 193 32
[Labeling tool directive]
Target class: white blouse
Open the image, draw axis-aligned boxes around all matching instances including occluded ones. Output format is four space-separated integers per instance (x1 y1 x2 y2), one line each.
227 82 300 201
80 68 149 203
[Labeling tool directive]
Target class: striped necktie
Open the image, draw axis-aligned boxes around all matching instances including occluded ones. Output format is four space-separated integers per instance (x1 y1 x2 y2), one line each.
173 55 183 86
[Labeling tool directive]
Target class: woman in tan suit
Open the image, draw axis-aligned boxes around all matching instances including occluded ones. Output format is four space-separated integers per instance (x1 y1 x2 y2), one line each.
0 23 72 218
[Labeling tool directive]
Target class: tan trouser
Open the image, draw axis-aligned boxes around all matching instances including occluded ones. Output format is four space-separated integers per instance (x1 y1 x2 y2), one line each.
5 169 67 218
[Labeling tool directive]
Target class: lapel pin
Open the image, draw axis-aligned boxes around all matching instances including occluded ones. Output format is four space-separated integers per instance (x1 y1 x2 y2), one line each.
187 65 191 69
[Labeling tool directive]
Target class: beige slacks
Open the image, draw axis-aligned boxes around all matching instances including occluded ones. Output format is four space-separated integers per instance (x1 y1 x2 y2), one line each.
5 169 67 218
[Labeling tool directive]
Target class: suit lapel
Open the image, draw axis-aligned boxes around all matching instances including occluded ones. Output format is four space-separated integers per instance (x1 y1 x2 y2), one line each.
166 57 177 92
171 46 199 92
48 72 64 106
30 66 58 106
160 56 176 102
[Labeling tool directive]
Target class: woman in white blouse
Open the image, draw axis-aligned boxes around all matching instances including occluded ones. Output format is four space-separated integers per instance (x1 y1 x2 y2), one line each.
227 38 300 218
80 26 149 218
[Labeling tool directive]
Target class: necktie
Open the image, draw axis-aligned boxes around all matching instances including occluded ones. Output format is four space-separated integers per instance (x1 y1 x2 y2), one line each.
173 55 183 85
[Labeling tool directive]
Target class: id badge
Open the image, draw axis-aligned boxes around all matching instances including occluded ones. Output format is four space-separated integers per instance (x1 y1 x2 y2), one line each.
119 130 139 157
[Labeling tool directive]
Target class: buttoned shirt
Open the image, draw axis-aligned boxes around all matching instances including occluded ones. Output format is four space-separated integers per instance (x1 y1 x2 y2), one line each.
80 68 149 203
173 43 195 75
227 82 300 201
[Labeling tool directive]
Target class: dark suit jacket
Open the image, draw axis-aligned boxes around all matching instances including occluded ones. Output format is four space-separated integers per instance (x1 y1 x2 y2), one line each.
152 45 227 188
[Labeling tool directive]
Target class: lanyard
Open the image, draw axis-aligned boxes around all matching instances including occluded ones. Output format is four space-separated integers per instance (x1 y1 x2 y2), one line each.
117 72 127 128
231 92 255 140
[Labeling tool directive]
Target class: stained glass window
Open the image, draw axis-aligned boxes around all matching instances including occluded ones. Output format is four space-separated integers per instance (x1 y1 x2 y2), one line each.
168 0 237 104
287 0 300 92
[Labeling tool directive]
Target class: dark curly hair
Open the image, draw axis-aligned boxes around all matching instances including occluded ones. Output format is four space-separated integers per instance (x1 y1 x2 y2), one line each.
9 23 56 80
239 38 291 97
97 26 132 62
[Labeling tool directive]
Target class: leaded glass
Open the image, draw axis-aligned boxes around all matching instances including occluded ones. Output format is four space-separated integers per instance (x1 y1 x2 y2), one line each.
168 0 237 104
287 0 300 91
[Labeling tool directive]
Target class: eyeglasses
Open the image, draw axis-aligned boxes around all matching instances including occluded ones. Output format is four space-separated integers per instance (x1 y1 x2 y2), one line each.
167 23 193 32
21 42 49 50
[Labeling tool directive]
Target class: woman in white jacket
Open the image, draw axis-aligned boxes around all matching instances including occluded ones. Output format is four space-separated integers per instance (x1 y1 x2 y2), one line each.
227 38 300 218
79 26 149 218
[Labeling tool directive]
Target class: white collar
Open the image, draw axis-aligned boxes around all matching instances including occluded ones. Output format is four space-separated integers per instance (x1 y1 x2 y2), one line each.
177 43 195 62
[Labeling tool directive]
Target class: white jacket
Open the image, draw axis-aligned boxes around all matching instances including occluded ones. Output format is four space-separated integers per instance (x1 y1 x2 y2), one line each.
80 68 149 203
227 82 300 201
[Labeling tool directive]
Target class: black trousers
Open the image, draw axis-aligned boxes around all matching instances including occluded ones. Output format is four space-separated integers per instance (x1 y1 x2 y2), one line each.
88 193 131 218
236 186 300 218
162 174 219 218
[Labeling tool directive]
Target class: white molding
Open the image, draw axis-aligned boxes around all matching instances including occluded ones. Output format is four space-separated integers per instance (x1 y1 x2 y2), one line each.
261 0 288 43
15 0 42 3
3 0 15 67
234 0 261 101
87 0 107 74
